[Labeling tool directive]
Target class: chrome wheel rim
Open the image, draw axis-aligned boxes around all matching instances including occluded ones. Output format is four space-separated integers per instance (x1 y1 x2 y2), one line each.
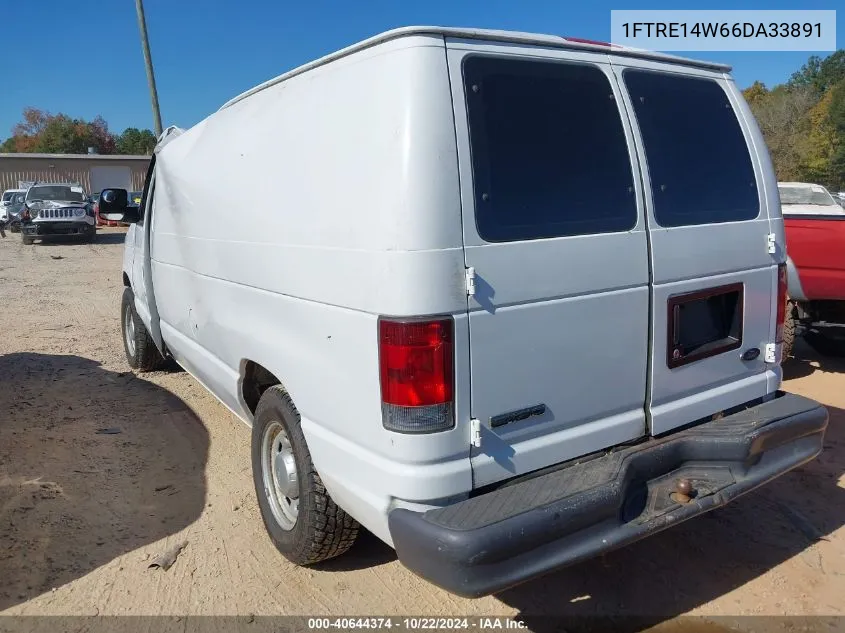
124 304 136 357
261 421 299 530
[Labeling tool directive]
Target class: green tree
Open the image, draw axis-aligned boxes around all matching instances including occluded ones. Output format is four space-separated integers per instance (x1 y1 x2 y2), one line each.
789 56 822 90
790 50 845 94
742 81 768 107
115 127 157 154
36 115 92 153
747 84 816 181
747 50 845 189
2 108 116 154
797 90 840 185
828 80 845 190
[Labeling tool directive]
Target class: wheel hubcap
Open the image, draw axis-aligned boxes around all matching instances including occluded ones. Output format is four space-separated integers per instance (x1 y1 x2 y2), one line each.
124 304 136 357
261 421 299 530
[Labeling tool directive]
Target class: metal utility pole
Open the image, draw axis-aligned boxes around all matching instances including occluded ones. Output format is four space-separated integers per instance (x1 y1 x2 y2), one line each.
135 0 163 137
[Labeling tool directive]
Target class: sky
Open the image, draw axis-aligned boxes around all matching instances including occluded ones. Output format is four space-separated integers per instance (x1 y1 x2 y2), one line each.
0 0 842 139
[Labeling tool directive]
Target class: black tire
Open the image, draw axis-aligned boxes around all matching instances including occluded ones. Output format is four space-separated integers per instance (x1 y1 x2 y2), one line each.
121 287 167 371
22 233 33 245
782 300 796 360
803 329 845 357
252 385 359 565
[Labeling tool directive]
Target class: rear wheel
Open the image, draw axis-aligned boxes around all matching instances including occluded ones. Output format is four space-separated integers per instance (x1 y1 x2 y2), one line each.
252 385 359 565
782 300 796 360
121 287 167 371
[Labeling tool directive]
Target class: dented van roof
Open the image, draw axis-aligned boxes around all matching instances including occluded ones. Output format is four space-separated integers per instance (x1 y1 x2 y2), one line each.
220 26 731 111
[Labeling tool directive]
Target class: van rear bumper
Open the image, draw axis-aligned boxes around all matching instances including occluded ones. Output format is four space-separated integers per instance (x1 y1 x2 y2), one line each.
388 392 828 598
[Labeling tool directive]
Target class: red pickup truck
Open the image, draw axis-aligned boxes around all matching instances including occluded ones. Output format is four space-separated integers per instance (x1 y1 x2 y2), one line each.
781 182 845 357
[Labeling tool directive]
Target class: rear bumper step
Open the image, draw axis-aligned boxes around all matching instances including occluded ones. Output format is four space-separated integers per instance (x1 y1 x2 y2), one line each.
388 392 828 598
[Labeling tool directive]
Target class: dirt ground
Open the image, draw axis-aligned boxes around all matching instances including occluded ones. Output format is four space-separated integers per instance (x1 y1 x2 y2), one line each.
1 228 844 629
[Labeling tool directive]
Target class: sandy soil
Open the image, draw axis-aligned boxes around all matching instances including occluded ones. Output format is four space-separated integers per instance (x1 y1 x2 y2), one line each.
0 229 843 629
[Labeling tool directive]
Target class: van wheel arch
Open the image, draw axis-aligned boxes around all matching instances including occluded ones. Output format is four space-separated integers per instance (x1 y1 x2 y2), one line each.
242 360 284 415
251 385 359 564
241 363 362 563
121 287 167 371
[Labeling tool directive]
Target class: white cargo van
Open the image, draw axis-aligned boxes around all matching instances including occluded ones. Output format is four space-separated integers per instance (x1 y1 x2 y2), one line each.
99 27 828 598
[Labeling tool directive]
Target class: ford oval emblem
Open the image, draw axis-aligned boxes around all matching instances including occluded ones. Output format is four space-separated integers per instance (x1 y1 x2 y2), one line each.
742 348 760 361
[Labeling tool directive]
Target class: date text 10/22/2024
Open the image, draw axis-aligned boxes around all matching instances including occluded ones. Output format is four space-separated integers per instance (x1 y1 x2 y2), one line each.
307 618 528 630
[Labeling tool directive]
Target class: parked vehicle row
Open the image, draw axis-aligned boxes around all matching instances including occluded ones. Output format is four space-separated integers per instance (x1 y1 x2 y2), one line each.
96 27 829 599
1 183 140 243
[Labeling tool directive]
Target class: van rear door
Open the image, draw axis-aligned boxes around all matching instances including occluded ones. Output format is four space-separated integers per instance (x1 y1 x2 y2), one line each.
445 42 651 488
611 61 778 434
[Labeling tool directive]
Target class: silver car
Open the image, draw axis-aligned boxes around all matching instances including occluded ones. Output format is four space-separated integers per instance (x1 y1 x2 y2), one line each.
21 183 96 244
1 192 27 232
1 188 27 227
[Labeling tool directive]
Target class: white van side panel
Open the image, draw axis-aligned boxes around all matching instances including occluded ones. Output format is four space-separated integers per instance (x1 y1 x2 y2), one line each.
149 35 470 543
157 36 462 253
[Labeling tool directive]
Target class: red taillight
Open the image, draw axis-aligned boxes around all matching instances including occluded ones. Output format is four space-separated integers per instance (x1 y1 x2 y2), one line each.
380 318 453 406
776 263 788 344
379 317 454 433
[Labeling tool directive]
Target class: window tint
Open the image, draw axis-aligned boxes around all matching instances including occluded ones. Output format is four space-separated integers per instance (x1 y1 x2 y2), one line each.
463 56 637 242
623 71 758 227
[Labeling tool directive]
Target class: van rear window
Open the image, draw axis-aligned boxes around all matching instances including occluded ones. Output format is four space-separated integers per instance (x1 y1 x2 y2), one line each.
623 71 759 227
463 56 637 242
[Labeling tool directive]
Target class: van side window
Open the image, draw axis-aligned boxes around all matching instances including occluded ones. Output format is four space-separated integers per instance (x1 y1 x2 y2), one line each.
623 70 759 227
463 56 637 242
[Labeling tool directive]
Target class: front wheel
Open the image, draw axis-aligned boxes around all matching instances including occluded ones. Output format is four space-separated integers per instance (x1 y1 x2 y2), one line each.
21 233 33 245
252 385 359 565
121 287 167 371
